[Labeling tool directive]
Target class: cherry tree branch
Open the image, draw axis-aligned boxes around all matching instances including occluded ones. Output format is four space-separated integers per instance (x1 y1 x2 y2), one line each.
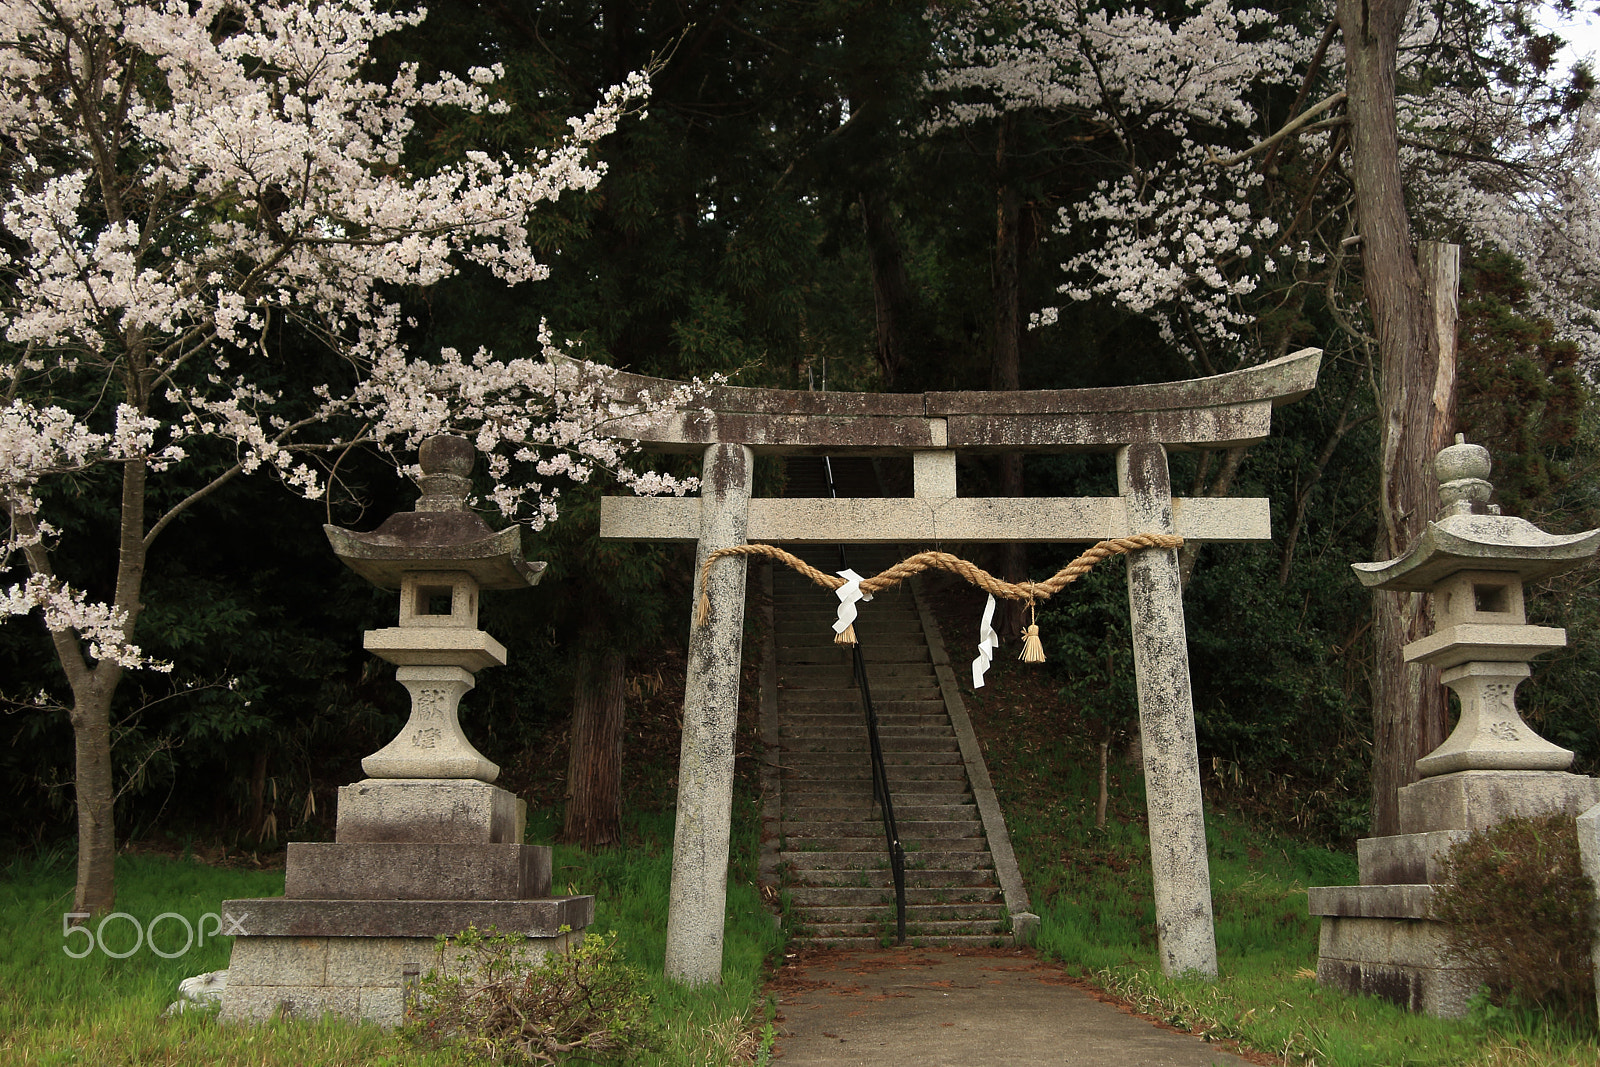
1207 93 1347 167
141 409 338 552
8 507 93 691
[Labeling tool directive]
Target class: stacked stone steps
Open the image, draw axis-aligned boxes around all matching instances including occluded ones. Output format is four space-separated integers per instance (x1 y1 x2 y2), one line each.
769 516 1007 949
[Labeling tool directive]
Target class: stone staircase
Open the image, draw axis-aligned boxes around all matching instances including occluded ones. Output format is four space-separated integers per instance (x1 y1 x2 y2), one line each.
765 458 1009 948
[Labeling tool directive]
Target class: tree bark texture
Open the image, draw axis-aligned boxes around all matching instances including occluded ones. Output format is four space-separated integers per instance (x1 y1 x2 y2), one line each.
71 671 120 915
248 749 269 840
1338 0 1457 837
861 190 913 390
992 115 1028 636
564 645 628 849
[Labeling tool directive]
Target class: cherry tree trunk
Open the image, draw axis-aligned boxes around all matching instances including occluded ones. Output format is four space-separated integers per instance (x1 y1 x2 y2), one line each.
563 646 627 849
1338 0 1457 836
70 668 121 915
50 454 147 916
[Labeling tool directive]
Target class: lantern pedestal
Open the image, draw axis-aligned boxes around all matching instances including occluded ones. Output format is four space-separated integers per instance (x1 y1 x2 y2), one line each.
219 777 589 1024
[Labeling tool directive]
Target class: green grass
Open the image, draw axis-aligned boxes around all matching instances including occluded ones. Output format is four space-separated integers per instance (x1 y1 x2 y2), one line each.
0 804 780 1067
964 669 1600 1067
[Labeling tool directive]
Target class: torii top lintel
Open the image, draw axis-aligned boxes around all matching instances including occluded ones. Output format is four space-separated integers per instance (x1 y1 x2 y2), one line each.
609 348 1320 456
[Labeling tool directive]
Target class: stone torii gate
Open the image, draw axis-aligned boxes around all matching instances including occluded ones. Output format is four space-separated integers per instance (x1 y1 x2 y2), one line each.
597 348 1321 985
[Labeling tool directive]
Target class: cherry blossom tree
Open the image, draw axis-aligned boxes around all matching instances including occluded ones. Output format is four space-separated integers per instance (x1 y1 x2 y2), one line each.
0 0 694 913
926 0 1310 367
929 0 1600 369
927 0 1600 833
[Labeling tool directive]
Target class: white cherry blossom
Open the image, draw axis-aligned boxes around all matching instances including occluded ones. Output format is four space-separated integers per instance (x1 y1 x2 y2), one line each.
0 0 688 669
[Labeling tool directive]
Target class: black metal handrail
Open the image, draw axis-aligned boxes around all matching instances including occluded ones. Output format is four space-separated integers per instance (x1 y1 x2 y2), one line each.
823 457 907 945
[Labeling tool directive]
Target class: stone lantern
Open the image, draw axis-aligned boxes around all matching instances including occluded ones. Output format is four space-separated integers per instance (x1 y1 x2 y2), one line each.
1310 436 1600 1016
325 433 544 783
221 436 592 1026
1355 436 1600 793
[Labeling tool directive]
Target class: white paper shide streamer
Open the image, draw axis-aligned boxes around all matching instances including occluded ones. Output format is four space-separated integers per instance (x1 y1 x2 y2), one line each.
833 568 872 642
971 593 999 688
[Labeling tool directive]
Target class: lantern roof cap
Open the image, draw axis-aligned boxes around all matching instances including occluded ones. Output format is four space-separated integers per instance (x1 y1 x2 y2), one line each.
324 435 544 591
1354 436 1600 590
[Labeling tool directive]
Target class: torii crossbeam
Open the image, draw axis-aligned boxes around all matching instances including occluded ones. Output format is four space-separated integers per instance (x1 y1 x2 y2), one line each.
598 349 1321 984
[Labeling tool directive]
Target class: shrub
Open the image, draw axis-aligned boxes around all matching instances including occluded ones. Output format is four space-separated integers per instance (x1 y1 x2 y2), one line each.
407 926 661 1064
1432 812 1598 1016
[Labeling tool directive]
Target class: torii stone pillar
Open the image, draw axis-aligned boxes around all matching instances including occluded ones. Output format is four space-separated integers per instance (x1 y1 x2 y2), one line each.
664 443 753 985
1120 442 1216 977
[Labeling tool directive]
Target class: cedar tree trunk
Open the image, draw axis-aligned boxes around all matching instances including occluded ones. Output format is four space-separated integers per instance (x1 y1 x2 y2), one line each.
563 644 627 849
1338 0 1456 836
861 190 914 390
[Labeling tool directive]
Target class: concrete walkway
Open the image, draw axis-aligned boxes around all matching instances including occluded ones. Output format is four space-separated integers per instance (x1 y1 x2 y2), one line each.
769 946 1264 1066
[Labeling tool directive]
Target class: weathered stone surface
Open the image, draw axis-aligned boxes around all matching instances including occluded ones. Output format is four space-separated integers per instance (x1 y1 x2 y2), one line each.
221 981 364 1023
928 347 1320 415
912 450 957 499
326 518 544 591
605 348 1321 454
1432 569 1526 626
1315 914 1479 1017
1317 912 1455 968
1117 442 1217 979
600 495 1271 545
221 930 578 1027
1403 624 1565 670
1357 831 1469 885
1353 506 1600 591
1576 803 1600 1024
219 896 594 938
665 443 753 986
943 406 1272 451
324 435 543 592
1307 884 1435 919
361 665 498 781
1315 956 1477 1019
1318 437 1600 1019
1397 769 1600 834
362 626 508 669
285 843 551 900
1413 662 1575 776
336 778 522 844
226 934 331 986
603 356 1327 985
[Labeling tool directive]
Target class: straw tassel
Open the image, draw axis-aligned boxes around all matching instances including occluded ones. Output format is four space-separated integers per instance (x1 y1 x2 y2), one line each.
1020 623 1045 663
834 622 858 646
695 590 711 627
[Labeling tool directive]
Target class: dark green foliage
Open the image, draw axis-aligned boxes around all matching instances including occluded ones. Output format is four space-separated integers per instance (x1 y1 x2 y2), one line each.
1457 252 1590 521
1453 250 1600 780
1433 813 1598 1017
408 927 661 1065
0 454 398 850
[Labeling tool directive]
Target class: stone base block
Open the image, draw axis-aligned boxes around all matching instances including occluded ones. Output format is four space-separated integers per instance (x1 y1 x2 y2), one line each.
1357 832 1468 886
1398 770 1600 834
219 895 594 938
335 778 525 844
1315 915 1478 1017
220 927 579 1027
285 843 551 900
1308 883 1434 920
